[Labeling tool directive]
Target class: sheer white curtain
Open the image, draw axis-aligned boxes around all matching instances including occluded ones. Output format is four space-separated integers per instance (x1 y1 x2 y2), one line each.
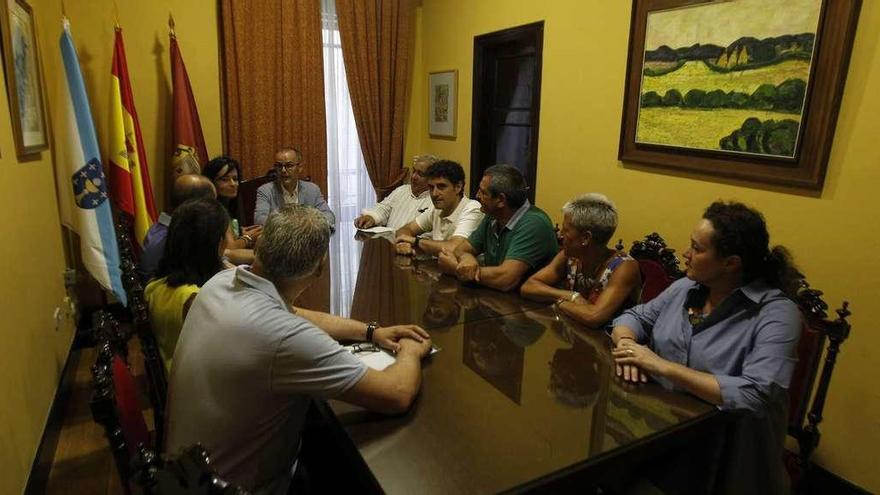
323 0 374 317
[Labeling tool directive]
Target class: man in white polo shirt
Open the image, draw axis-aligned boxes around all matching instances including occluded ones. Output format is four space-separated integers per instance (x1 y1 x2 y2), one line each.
394 160 483 256
354 154 437 230
165 204 432 494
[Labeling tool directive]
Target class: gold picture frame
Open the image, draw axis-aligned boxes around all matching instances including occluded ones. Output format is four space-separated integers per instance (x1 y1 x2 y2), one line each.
428 69 457 139
1 0 49 158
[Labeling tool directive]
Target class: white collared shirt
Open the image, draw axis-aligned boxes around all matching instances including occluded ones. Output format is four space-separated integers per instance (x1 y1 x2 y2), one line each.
282 185 299 205
361 184 432 230
415 197 484 240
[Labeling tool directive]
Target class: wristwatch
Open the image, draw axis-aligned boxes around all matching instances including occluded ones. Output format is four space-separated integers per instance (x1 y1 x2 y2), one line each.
413 236 421 248
365 321 379 343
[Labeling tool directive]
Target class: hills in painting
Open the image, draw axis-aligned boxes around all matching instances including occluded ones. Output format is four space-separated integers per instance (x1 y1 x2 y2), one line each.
635 0 821 158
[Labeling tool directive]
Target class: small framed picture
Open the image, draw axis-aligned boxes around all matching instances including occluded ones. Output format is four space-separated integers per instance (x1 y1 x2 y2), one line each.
428 69 457 139
1 0 49 158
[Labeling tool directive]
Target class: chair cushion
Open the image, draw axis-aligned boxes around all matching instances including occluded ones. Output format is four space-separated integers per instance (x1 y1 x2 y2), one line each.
638 259 672 303
111 354 152 455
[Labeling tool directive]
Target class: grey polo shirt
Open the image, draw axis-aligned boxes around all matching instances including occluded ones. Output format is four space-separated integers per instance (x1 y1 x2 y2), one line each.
165 266 367 494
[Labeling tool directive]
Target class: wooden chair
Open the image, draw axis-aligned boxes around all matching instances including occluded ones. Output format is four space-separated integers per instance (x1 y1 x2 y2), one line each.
90 311 152 494
236 169 276 226
627 232 686 302
787 280 852 491
132 443 249 494
116 214 168 451
237 169 321 226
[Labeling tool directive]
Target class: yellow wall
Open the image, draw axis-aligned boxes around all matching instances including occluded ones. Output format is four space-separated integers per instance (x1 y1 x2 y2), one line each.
0 62 74 495
409 0 880 490
0 1 222 492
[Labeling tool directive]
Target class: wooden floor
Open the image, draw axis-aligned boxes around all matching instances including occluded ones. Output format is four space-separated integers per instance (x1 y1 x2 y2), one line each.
44 340 154 495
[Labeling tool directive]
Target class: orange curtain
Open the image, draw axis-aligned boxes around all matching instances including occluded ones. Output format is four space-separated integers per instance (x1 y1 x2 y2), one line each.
219 0 328 191
336 0 416 199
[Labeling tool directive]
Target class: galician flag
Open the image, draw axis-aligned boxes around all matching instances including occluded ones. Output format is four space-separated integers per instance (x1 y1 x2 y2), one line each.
108 27 157 247
58 18 127 305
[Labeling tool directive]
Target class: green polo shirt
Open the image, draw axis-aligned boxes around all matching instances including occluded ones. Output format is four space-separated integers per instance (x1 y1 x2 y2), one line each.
467 202 559 269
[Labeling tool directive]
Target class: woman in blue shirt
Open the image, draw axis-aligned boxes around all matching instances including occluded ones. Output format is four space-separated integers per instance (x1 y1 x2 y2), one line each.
611 201 802 493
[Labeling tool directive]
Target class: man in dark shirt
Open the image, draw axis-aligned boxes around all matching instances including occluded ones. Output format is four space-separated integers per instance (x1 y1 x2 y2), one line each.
139 175 215 281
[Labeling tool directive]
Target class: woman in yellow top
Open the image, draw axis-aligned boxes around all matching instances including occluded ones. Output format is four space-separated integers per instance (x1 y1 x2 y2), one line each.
145 197 230 373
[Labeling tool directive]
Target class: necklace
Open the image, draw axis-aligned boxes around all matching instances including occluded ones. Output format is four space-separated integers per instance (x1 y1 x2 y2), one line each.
687 307 706 327
569 250 617 293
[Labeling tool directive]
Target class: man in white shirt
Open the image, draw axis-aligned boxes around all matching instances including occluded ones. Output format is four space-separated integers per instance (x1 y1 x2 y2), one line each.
394 160 483 256
354 154 438 230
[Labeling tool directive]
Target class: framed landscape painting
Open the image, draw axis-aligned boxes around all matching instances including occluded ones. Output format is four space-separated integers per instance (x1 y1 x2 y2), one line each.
1 0 48 158
429 70 457 139
619 0 861 190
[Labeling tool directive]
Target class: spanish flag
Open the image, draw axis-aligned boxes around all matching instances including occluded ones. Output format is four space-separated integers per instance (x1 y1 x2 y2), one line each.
108 27 157 247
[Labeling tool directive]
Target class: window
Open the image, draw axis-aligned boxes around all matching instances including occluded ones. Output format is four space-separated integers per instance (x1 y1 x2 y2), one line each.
322 0 374 316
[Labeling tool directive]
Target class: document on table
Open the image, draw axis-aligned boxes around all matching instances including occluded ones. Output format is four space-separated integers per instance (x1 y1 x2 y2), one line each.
356 226 395 234
356 226 396 243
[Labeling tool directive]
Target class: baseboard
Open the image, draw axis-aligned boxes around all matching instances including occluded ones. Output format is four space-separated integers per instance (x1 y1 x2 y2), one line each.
23 338 80 495
807 463 871 495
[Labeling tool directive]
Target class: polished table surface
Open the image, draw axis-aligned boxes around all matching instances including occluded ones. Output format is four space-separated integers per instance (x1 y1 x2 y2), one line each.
296 235 547 329
301 237 719 494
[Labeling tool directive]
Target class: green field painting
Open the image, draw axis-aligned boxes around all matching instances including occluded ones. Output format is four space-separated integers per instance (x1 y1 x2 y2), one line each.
636 108 801 151
641 60 811 96
635 0 820 157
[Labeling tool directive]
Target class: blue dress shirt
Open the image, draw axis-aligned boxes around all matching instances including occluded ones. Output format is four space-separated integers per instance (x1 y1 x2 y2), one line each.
613 277 802 493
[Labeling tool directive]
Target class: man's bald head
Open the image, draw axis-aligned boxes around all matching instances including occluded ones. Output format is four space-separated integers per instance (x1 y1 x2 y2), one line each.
171 174 216 210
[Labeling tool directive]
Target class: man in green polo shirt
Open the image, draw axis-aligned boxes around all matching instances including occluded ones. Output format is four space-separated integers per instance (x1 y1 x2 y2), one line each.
438 164 558 292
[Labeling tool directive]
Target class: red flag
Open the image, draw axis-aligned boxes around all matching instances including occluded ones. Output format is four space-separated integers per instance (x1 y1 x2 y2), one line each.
170 28 208 176
108 27 158 245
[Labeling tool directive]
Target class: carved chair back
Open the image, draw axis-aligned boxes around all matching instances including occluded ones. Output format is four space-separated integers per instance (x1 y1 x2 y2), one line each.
627 232 686 302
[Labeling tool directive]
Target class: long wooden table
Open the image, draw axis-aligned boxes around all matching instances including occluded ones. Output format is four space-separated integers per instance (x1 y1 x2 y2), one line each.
298 237 723 494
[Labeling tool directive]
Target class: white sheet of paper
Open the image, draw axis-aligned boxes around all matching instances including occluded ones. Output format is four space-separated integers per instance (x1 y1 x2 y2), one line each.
357 226 395 234
358 351 397 371
346 346 440 371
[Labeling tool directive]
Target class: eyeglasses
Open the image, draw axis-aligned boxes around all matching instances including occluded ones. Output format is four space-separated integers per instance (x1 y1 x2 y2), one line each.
348 342 380 354
274 161 303 170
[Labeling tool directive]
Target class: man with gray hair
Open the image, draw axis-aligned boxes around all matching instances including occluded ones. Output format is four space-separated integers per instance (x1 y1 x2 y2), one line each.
439 164 558 292
520 193 641 328
166 204 432 494
354 154 438 230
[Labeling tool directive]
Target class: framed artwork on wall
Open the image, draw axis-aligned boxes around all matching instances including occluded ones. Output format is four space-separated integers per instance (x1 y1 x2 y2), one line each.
1 0 49 158
618 0 861 190
429 69 457 139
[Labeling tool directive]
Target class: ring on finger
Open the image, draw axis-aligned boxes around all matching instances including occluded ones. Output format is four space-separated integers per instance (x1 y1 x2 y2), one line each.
628 349 635 356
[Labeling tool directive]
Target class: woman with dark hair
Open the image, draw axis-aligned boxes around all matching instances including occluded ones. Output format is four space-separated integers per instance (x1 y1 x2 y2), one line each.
145 198 230 372
203 155 262 251
610 201 802 493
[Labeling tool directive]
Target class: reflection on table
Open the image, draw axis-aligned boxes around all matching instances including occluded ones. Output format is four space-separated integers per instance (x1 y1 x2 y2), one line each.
326 306 716 494
300 235 719 493
297 235 547 328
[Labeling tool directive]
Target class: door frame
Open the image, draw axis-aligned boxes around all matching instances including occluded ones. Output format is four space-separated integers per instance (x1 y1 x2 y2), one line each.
470 21 545 202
